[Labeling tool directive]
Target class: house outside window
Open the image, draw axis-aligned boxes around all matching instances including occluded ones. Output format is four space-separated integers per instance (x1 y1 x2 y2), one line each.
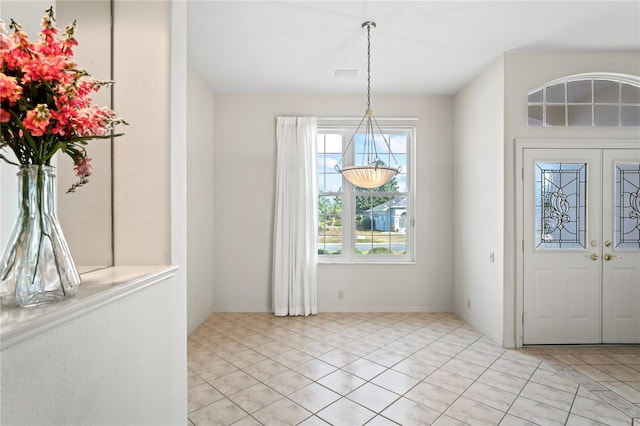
317 122 416 263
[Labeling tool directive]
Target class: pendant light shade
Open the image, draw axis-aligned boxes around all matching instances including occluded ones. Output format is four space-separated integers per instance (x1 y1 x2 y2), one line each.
335 21 401 189
339 165 400 189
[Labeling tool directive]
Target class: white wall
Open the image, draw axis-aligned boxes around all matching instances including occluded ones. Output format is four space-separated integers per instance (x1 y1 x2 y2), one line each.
57 0 113 268
452 58 505 344
169 1 189 419
213 94 454 312
186 65 216 333
1 272 185 425
2 0 176 267
502 51 640 346
1 1 188 423
452 51 640 347
113 0 172 265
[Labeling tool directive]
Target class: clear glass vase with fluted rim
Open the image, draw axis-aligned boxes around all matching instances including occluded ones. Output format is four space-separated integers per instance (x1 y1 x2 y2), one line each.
0 165 81 307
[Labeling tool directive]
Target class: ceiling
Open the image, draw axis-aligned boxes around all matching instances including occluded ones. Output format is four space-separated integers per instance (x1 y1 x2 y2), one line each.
187 1 640 95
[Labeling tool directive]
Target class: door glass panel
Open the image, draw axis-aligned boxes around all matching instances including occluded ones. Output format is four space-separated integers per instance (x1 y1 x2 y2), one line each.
536 162 587 249
568 105 592 126
614 162 640 249
528 89 543 103
528 105 543 126
621 105 640 126
594 80 619 103
546 106 566 126
621 84 640 103
546 83 566 103
595 105 620 127
567 80 592 103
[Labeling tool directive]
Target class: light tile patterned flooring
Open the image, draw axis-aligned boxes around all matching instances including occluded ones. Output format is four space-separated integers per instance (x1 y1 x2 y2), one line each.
187 313 640 426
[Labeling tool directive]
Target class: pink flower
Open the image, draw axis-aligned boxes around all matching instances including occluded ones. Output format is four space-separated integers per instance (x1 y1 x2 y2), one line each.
0 73 23 104
67 155 92 193
20 54 74 84
1 7 126 193
73 155 92 179
22 104 51 137
0 108 10 122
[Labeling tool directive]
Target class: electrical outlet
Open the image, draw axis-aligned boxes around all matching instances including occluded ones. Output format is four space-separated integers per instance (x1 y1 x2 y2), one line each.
338 290 344 300
466 298 471 309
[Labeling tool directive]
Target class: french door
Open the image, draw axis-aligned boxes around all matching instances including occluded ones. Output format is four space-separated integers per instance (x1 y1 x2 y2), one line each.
523 148 640 344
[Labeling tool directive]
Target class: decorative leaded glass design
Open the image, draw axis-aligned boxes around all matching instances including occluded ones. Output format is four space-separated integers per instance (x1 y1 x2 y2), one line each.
536 162 587 249
528 74 640 127
615 162 640 249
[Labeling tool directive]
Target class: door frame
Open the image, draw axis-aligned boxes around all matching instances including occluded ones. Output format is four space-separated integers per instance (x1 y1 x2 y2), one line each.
515 138 640 348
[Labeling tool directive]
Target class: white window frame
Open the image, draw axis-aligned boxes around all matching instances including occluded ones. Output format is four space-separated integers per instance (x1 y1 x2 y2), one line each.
317 119 416 264
527 72 640 127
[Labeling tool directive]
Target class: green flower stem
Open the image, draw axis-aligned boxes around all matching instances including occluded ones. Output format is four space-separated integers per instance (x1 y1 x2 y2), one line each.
0 171 31 281
34 168 66 296
31 170 46 288
6 109 40 160
42 141 63 164
0 154 20 167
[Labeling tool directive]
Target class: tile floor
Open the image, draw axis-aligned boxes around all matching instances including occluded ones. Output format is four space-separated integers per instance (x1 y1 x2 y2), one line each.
187 312 640 426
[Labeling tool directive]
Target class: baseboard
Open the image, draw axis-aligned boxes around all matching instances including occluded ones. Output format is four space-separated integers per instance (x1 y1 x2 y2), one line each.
455 309 506 347
318 305 454 313
187 309 215 336
502 338 516 349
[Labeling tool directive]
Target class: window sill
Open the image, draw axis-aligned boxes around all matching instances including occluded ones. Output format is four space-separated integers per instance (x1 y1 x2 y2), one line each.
0 265 178 350
318 260 416 265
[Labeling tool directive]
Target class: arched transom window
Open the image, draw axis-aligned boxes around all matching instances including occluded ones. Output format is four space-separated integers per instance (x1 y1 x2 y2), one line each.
528 73 640 127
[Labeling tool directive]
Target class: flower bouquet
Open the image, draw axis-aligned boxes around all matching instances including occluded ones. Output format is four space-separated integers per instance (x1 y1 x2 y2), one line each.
0 7 126 307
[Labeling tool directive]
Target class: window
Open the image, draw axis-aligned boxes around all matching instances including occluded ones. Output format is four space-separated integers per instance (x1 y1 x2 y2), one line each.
527 73 640 127
535 162 587 249
615 162 640 249
317 122 415 263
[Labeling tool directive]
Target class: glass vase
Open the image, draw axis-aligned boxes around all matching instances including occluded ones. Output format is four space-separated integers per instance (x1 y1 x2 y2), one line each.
0 165 81 307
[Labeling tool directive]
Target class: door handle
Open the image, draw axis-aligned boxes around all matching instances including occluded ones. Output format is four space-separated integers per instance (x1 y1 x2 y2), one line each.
604 254 622 261
588 253 599 261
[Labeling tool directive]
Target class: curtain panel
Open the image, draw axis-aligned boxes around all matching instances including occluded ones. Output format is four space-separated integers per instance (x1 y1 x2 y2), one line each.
273 117 318 316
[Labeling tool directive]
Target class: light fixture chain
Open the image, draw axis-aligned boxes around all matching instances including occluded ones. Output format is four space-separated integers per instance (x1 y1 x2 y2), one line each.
334 21 401 189
366 23 371 111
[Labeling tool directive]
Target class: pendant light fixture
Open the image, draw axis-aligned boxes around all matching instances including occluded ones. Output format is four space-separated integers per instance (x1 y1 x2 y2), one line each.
335 21 401 189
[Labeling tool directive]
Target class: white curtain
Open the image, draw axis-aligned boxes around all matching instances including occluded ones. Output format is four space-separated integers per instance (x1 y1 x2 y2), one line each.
273 117 318 316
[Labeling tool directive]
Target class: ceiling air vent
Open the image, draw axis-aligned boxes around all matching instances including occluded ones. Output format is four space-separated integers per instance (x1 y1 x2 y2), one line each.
334 69 359 78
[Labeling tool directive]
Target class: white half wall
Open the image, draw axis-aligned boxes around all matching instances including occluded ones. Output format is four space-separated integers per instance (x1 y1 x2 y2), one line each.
186 65 216 333
1 3 188 424
212 94 454 313
452 57 505 344
1 269 185 425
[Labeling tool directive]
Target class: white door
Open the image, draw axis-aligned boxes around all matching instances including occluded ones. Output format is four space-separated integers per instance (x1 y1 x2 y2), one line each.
602 149 640 343
523 148 640 344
